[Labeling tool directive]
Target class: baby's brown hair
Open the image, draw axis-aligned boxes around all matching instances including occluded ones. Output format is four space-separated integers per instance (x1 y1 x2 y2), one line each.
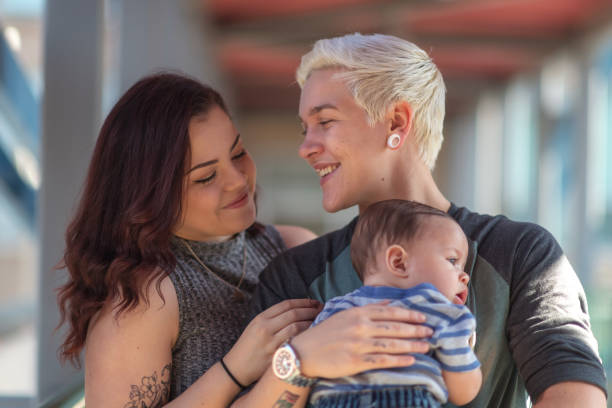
351 199 456 280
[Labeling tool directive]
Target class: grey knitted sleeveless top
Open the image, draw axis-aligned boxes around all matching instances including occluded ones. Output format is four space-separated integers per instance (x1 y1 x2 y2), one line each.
168 224 286 399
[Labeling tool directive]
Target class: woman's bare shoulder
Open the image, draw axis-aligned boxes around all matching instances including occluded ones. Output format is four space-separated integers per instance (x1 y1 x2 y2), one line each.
274 224 317 249
88 274 178 338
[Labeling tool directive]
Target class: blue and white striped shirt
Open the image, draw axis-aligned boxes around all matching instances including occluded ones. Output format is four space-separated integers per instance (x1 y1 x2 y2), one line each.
309 283 480 404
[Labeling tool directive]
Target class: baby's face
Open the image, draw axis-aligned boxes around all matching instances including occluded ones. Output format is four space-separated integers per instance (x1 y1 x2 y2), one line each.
402 217 470 304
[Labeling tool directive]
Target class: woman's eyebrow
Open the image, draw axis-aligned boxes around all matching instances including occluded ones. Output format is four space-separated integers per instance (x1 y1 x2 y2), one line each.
187 134 241 174
229 133 241 151
187 159 217 174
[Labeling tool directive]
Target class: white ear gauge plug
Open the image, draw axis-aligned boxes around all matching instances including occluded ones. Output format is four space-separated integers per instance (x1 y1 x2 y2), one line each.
387 133 401 149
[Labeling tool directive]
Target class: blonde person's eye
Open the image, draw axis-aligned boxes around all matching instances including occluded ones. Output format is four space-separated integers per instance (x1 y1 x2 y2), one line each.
448 257 457 265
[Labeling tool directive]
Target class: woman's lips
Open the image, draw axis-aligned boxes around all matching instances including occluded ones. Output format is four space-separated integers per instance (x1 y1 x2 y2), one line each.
224 192 249 209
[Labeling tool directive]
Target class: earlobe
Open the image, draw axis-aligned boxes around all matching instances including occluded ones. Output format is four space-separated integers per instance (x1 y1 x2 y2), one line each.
387 133 401 149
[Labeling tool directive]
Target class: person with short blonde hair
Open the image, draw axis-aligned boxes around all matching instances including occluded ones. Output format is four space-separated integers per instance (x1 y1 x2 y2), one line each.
251 33 607 407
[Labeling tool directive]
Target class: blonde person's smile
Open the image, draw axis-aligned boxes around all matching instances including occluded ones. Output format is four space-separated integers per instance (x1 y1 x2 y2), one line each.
314 163 340 185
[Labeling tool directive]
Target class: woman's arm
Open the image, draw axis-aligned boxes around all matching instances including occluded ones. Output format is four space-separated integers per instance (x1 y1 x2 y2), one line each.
275 225 317 249
85 276 241 407
85 276 322 408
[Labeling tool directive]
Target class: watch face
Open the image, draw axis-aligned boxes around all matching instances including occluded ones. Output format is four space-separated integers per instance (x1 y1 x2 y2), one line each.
273 347 295 379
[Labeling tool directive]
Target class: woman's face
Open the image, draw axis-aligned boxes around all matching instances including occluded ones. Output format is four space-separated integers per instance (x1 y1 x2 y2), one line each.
298 68 390 213
174 106 257 241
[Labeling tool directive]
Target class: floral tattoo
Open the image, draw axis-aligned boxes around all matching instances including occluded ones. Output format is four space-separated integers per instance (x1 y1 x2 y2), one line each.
272 390 299 408
123 363 171 408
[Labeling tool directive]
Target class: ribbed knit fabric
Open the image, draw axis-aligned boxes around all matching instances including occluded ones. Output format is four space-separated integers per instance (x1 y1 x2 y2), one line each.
168 224 286 399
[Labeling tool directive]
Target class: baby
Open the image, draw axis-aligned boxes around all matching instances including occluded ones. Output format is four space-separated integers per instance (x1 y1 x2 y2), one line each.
308 199 482 408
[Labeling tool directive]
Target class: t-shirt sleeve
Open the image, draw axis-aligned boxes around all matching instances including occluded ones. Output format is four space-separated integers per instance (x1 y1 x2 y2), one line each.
430 304 480 373
505 223 607 400
248 224 351 321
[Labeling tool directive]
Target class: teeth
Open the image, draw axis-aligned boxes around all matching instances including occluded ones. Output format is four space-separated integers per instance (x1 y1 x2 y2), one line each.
316 165 339 177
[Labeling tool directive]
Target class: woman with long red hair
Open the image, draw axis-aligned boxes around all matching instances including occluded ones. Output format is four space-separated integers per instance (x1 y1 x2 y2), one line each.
58 73 430 407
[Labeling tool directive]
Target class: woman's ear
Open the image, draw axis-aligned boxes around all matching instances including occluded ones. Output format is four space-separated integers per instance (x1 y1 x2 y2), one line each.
385 244 410 278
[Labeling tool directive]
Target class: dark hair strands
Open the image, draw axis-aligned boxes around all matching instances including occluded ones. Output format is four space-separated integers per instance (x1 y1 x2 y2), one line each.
56 72 228 367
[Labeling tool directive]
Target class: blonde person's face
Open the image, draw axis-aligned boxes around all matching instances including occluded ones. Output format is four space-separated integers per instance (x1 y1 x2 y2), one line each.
403 217 470 305
174 106 257 242
298 68 389 213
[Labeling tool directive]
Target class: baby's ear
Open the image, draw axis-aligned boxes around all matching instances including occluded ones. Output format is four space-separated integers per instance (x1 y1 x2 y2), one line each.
386 244 409 277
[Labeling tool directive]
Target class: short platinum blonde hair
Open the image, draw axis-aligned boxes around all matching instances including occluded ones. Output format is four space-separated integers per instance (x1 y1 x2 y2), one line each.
296 33 446 170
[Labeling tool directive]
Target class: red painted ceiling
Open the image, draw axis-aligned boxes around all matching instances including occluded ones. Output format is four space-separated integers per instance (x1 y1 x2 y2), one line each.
207 0 612 111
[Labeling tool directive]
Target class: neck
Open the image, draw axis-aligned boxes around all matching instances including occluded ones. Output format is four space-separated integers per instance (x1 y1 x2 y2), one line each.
358 157 450 214
174 231 233 243
363 270 406 288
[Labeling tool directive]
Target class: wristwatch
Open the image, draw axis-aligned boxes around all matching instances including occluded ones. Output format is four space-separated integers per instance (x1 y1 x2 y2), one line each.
272 341 317 387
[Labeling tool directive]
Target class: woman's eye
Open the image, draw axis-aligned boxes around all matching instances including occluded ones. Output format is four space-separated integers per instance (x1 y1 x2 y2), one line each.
195 172 216 184
232 150 247 160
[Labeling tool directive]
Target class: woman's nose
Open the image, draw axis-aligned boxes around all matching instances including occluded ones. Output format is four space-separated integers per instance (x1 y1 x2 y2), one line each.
224 163 248 191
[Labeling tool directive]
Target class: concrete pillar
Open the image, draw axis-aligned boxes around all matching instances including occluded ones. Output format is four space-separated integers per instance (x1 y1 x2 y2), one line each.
37 0 103 404
116 0 225 97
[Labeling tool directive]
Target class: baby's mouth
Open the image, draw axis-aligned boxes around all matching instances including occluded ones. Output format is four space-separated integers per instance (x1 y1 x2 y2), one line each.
454 289 468 305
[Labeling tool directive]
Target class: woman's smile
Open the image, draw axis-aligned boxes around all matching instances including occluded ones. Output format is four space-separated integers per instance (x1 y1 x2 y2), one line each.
223 190 250 209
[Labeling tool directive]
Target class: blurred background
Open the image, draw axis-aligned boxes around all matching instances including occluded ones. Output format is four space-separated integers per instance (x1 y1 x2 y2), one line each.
0 0 610 406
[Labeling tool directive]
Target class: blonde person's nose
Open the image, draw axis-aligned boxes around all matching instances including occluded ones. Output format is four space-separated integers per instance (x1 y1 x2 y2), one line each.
460 271 470 285
298 131 323 160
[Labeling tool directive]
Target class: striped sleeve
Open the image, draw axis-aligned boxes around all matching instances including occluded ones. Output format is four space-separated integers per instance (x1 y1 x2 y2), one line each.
430 305 480 372
311 292 362 327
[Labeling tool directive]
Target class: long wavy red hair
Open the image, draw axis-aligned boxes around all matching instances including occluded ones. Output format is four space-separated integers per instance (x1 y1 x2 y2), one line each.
56 73 228 366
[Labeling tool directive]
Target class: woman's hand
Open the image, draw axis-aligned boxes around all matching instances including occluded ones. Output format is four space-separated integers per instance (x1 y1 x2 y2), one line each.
224 298 322 385
291 302 432 379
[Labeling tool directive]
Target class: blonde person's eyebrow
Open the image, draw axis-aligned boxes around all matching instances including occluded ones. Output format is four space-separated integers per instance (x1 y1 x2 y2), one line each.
309 103 338 115
186 133 241 174
298 104 339 123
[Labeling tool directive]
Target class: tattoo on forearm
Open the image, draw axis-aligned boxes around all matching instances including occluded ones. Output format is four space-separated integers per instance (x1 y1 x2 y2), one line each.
123 363 171 408
272 390 299 408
